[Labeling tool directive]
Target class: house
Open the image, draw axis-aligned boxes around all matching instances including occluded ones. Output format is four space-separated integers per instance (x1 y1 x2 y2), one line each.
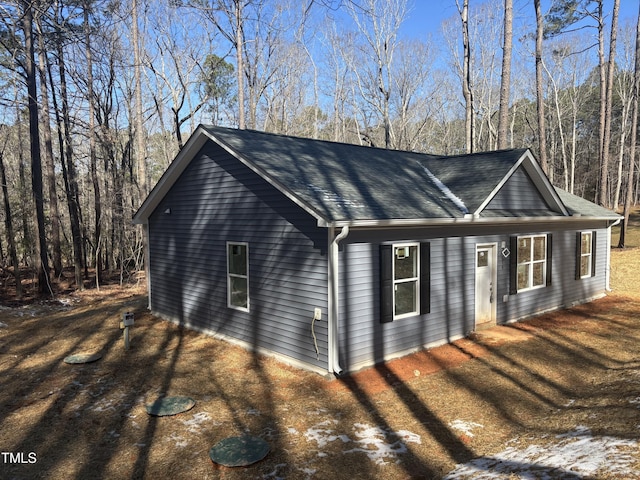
133 126 621 375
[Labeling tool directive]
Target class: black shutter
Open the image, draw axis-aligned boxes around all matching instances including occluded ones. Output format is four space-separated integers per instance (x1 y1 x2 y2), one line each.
591 231 597 277
546 233 553 286
509 236 518 295
420 242 430 314
575 232 582 280
380 245 393 323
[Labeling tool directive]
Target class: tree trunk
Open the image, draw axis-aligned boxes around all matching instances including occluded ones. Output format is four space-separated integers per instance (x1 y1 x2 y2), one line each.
599 0 620 207
497 0 512 150
534 0 548 174
53 10 84 290
619 2 640 248
235 0 245 129
35 15 63 277
84 1 102 287
132 0 147 199
21 0 50 294
0 131 22 299
458 0 473 153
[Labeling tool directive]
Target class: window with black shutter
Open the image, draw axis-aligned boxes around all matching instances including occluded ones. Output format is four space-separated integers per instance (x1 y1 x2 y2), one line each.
380 242 430 322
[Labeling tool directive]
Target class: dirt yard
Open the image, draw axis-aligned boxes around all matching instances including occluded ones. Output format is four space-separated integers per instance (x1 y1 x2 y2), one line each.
1 215 639 479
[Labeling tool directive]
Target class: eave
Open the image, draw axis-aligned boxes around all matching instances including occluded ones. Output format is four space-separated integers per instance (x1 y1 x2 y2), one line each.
328 214 622 230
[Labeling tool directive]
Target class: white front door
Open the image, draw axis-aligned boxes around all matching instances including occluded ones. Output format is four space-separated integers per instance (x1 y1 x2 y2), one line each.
475 244 496 328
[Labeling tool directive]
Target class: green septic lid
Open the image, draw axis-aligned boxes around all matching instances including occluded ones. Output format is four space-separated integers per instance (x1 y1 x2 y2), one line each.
209 435 270 467
63 352 102 364
145 396 196 416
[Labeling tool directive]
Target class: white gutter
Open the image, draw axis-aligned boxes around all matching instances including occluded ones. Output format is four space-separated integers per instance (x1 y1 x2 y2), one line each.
327 225 349 375
329 215 622 229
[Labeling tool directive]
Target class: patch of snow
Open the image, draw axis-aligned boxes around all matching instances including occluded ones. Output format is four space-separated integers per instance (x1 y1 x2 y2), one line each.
247 408 261 416
287 427 299 435
168 433 188 448
263 463 287 479
443 426 638 479
449 420 484 438
304 420 350 448
0 321 8 328
91 398 116 413
303 420 421 466
299 467 316 476
417 162 469 214
344 423 422 465
181 412 211 433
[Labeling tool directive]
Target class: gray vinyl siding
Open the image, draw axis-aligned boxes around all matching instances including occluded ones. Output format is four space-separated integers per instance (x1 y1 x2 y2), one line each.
485 167 554 212
338 225 609 371
147 142 329 370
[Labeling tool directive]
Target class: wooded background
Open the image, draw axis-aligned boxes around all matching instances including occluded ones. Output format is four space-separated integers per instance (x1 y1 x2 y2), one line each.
0 0 637 296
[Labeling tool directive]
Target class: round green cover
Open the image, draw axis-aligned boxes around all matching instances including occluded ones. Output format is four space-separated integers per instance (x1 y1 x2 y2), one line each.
63 352 102 364
145 396 196 416
209 435 269 467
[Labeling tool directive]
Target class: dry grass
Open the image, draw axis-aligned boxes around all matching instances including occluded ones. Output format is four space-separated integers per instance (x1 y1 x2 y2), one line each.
0 210 639 479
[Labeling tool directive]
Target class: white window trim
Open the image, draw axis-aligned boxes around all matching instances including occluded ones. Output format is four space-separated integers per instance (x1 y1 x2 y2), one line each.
517 234 547 292
226 241 250 312
580 231 593 279
392 242 420 320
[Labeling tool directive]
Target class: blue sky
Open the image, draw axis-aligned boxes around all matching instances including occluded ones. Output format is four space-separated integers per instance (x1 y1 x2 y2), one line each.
399 0 638 41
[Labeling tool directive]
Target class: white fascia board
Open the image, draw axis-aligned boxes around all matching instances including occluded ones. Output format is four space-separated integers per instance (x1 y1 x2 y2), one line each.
331 215 619 229
472 150 570 217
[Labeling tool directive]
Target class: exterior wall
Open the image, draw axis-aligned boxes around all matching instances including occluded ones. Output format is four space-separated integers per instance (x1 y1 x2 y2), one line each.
485 167 553 211
147 142 329 371
338 223 610 372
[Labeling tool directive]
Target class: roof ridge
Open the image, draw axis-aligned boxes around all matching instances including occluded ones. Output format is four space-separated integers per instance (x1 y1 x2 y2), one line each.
202 124 443 159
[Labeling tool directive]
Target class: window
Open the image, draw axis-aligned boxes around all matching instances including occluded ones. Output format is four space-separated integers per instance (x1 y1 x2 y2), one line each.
393 244 420 319
516 234 547 291
576 231 596 279
380 242 430 323
227 242 249 311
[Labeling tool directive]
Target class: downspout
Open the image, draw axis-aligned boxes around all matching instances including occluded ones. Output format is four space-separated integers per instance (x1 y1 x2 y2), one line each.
606 218 621 292
328 225 349 375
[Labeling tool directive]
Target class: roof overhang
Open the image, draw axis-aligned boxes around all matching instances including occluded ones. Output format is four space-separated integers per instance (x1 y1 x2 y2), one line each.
133 125 331 226
328 214 621 230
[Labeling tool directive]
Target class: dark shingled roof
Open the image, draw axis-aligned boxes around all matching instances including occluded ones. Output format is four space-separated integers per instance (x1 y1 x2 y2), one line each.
554 187 621 219
134 126 622 226
204 126 526 223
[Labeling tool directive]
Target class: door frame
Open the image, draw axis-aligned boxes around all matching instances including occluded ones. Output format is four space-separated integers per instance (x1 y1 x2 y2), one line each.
475 243 498 329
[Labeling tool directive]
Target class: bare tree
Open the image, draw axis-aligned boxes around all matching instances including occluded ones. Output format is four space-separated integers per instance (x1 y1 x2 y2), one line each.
132 0 147 198
21 0 50 293
497 0 512 149
35 12 62 277
534 0 548 173
346 0 408 149
0 125 21 298
84 0 102 286
598 0 620 207
456 0 473 153
619 3 640 248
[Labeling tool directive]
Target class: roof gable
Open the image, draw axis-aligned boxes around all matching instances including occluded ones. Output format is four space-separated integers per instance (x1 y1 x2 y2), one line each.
134 126 617 227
